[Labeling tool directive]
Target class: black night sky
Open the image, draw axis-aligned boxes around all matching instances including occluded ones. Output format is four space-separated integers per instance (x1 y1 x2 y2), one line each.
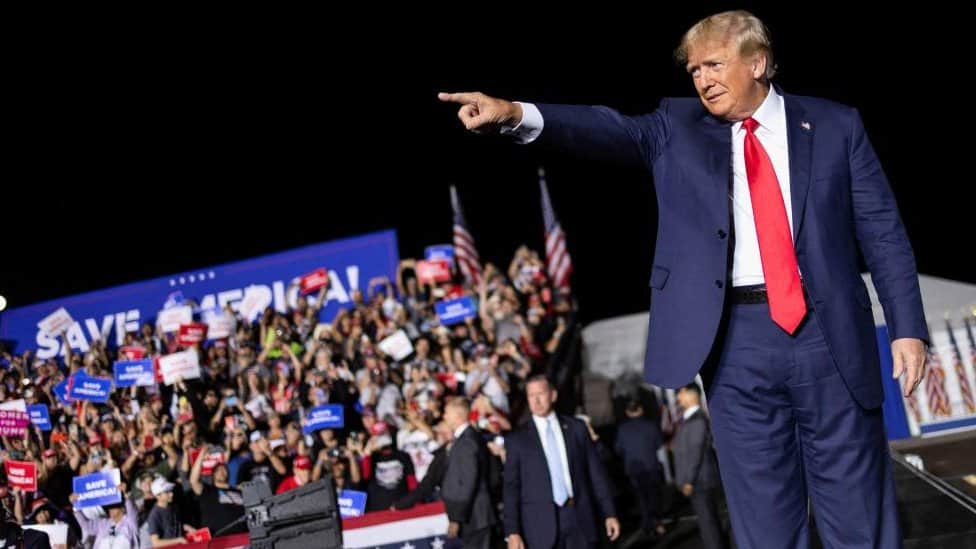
3 5 973 326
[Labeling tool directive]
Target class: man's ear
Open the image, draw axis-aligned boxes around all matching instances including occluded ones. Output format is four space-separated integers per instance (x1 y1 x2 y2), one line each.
752 54 768 79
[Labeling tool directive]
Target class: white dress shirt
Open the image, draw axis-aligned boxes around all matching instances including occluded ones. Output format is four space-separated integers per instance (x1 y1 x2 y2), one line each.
454 422 469 440
532 412 574 498
505 89 795 287
682 404 701 421
729 88 794 287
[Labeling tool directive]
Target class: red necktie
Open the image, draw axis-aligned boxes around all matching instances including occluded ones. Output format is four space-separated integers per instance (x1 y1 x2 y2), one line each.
742 117 806 334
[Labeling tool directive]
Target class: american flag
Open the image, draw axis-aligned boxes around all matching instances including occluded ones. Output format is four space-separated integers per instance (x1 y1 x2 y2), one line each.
539 167 572 289
450 185 481 285
947 319 976 414
966 316 976 409
904 389 923 425
925 344 952 417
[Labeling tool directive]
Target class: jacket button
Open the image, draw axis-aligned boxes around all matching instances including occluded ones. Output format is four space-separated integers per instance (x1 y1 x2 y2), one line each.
715 280 724 288
717 229 727 239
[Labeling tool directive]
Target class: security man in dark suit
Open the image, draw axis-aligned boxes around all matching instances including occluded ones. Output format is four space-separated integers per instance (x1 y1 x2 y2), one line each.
614 398 666 540
504 375 620 549
672 383 725 548
441 396 497 549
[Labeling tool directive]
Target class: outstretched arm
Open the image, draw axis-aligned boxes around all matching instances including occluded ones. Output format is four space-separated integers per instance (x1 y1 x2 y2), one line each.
438 91 668 169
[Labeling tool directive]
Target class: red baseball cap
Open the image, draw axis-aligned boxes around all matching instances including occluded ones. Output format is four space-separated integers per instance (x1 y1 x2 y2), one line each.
293 456 312 470
42 449 57 459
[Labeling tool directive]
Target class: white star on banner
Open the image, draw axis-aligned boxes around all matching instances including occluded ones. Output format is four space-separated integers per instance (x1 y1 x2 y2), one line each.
430 538 445 549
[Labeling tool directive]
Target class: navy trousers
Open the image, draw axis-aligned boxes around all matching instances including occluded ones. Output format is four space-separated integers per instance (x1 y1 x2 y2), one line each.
706 302 901 548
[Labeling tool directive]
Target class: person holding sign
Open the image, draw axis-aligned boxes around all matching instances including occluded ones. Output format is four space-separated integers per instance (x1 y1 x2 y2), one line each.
145 477 195 547
72 485 140 549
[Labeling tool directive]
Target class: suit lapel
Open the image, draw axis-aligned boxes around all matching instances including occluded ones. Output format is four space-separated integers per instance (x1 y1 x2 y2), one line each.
697 112 734 227
697 112 733 188
784 94 814 240
558 415 576 479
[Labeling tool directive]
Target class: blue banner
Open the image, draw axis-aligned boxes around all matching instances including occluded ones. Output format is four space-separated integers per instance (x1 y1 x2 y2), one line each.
302 404 344 434
0 231 399 359
338 490 367 518
424 244 454 265
73 471 122 508
53 380 72 405
27 405 51 431
113 359 155 388
67 373 112 403
434 296 477 326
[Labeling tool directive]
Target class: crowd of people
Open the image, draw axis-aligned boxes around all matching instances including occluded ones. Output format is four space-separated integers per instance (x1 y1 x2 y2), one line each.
0 244 631 548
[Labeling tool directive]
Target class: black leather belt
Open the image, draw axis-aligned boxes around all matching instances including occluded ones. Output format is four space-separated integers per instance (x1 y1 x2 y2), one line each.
731 282 808 304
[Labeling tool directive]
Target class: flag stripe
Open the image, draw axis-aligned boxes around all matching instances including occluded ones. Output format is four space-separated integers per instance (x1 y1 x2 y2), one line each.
539 168 572 289
451 186 481 285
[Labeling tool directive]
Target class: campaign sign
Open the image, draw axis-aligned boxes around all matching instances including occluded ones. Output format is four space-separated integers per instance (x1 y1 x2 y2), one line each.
302 405 344 434
27 405 51 431
158 306 193 333
67 374 112 403
178 322 208 346
73 470 122 508
186 528 212 543
338 490 367 518
202 309 235 339
434 296 477 326
0 410 31 437
300 268 330 295
4 460 37 491
37 307 74 337
424 245 455 266
113 359 155 388
378 330 414 361
53 379 72 405
159 350 202 385
119 346 147 360
416 260 452 285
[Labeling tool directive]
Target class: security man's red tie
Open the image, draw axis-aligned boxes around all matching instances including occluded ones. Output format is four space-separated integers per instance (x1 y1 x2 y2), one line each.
742 117 806 334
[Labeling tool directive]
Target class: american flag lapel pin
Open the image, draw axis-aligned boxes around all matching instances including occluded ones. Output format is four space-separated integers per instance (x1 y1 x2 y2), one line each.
800 121 811 131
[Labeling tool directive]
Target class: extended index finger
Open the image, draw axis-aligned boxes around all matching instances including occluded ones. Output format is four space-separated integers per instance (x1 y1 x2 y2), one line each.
437 91 480 104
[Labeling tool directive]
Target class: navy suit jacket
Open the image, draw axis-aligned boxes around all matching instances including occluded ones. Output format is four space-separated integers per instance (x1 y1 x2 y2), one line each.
533 91 927 408
504 414 615 549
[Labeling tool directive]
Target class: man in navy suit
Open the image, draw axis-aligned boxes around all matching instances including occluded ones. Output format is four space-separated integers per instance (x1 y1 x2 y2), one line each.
503 375 619 549
439 10 928 548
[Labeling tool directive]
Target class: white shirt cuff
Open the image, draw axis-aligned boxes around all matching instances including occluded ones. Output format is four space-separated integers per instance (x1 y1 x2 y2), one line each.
500 102 544 144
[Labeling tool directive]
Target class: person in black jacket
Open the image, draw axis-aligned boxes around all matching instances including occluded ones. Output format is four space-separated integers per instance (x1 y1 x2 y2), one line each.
440 397 496 549
672 383 725 549
393 421 453 510
614 399 666 540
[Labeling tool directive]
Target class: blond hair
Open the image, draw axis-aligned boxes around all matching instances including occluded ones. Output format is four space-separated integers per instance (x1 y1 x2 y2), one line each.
675 10 776 79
